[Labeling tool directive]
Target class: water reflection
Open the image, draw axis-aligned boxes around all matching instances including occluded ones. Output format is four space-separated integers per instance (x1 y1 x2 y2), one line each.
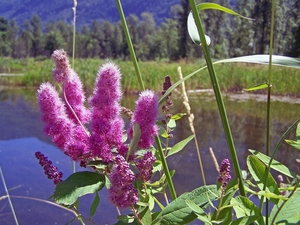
0 88 299 224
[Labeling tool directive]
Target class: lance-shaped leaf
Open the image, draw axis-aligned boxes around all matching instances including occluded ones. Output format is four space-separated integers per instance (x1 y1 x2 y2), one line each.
285 122 300 150
215 55 300 68
157 185 218 224
246 155 280 204
244 83 268 92
167 135 194 157
54 171 105 205
249 149 295 178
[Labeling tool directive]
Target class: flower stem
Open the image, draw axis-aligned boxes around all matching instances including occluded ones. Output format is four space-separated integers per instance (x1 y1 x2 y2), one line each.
188 0 245 197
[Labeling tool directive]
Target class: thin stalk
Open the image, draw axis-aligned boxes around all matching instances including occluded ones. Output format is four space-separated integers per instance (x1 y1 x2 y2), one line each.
116 0 176 200
0 166 19 225
72 0 77 69
115 0 145 91
188 0 245 197
259 0 276 220
72 0 77 173
155 136 177 200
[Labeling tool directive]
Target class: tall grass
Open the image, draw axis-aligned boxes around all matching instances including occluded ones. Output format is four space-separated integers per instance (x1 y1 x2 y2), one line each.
1 58 300 96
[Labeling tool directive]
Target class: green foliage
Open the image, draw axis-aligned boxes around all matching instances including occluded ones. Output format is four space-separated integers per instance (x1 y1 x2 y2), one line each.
246 155 280 204
157 185 218 225
167 134 194 157
285 122 300 150
269 189 300 224
90 192 100 217
249 149 295 178
53 171 105 205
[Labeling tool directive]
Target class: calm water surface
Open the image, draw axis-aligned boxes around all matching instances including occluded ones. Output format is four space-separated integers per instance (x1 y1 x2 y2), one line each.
0 88 299 225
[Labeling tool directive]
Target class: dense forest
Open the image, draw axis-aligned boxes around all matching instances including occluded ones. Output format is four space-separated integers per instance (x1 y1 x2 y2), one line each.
0 0 299 60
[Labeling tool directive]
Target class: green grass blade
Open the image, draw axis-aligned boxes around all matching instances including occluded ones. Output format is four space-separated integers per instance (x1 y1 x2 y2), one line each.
196 3 252 20
215 55 300 68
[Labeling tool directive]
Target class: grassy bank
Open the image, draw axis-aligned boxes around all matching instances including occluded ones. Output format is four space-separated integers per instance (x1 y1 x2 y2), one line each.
1 57 300 96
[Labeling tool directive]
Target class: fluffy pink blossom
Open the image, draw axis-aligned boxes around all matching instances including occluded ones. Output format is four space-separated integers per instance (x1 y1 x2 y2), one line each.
89 62 125 161
37 82 73 149
52 49 90 124
128 90 159 149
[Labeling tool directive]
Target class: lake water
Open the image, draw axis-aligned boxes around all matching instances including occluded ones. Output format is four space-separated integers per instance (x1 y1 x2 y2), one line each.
0 88 300 224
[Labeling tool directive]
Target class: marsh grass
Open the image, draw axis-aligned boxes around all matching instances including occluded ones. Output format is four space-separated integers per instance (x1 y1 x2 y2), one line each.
1 57 300 96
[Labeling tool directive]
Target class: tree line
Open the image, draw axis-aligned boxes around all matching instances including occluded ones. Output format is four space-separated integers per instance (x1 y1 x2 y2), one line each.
0 0 299 60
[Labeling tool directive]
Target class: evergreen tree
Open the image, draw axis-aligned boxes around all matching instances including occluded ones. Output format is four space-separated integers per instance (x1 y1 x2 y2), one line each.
230 0 255 57
252 0 272 54
0 17 11 56
289 0 300 57
177 0 190 59
30 15 44 57
44 29 66 56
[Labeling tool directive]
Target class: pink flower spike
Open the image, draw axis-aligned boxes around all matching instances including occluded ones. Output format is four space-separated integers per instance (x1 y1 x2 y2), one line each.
89 62 124 160
37 82 73 149
52 49 90 125
51 49 70 83
128 90 159 149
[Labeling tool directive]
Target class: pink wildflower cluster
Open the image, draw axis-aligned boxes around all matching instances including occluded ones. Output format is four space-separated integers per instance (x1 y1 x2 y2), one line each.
135 151 156 182
108 156 138 208
37 49 159 208
89 62 126 162
218 158 231 193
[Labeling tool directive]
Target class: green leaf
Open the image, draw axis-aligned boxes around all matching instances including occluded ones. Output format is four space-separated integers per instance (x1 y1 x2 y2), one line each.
244 83 268 92
269 189 300 224
196 3 252 20
215 55 300 69
87 160 107 170
138 206 152 225
53 171 105 205
171 113 186 121
246 155 280 204
90 192 100 217
231 196 263 225
167 135 195 157
230 215 260 225
285 139 300 150
249 149 295 178
115 215 137 225
285 122 300 150
213 207 232 224
257 191 288 200
158 185 218 225
185 199 212 225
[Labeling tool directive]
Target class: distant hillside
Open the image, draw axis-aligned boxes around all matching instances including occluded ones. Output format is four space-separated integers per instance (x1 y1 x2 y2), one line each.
0 0 180 27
